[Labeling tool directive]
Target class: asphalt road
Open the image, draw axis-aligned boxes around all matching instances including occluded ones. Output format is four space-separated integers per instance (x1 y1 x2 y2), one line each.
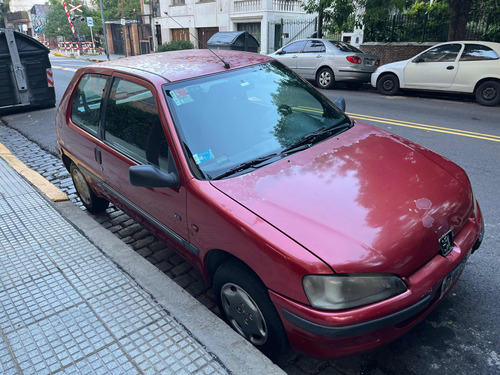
1 54 499 375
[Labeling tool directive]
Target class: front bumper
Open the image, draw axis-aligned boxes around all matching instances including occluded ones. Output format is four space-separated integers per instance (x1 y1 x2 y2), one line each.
270 204 484 359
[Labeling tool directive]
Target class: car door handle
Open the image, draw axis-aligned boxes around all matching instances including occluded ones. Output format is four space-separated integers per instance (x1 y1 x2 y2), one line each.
292 55 298 58
446 66 455 70
95 148 102 165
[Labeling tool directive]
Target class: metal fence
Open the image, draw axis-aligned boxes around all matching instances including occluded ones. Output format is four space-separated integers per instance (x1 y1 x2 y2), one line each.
365 10 499 43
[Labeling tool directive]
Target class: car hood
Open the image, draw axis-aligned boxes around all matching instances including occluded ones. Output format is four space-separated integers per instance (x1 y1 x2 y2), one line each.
210 122 473 276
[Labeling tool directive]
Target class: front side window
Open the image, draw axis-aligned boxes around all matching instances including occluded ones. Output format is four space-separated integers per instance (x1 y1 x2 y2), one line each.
303 40 326 53
71 74 108 135
164 61 350 180
282 41 305 54
460 44 500 61
418 44 462 63
104 78 170 170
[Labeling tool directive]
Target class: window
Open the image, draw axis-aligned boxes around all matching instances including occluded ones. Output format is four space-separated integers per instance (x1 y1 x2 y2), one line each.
418 44 462 63
460 44 500 61
104 78 170 170
303 40 326 53
282 41 305 54
71 74 108 136
172 0 185 5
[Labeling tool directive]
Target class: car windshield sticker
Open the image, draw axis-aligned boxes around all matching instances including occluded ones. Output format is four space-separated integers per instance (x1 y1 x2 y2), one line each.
171 88 193 106
215 155 230 166
193 149 215 164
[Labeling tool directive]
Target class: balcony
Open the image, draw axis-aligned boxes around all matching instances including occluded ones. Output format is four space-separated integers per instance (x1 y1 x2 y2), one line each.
233 0 304 13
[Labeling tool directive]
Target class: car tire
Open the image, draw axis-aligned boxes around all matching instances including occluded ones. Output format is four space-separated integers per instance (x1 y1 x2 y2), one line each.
316 67 335 89
213 259 289 359
377 74 400 95
70 163 109 213
475 81 500 106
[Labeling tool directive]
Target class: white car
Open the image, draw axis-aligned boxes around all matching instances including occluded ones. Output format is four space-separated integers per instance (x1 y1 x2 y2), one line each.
371 41 500 106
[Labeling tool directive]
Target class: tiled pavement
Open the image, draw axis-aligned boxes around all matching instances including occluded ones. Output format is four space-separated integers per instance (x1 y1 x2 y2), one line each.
0 128 284 374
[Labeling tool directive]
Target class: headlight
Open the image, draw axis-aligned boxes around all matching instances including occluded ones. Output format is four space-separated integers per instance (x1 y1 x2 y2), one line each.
303 274 407 311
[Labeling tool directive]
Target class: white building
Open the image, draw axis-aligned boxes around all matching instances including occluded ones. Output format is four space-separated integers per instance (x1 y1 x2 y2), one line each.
144 0 317 54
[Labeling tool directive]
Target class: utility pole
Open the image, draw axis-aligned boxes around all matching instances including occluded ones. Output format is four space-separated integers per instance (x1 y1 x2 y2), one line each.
99 0 110 60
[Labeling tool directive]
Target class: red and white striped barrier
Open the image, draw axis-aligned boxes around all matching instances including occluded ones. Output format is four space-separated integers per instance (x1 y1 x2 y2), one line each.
46 68 54 88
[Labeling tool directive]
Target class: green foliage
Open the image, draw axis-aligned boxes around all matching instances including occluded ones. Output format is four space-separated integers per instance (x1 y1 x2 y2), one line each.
157 40 195 52
43 0 103 40
301 0 355 34
90 0 140 20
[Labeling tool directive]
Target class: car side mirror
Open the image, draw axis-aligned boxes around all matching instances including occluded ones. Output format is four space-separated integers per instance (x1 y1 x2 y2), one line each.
412 56 423 63
277 50 285 55
334 97 346 112
129 165 180 189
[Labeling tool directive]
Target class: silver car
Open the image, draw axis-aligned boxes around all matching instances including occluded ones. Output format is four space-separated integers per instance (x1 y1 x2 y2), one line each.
270 39 380 89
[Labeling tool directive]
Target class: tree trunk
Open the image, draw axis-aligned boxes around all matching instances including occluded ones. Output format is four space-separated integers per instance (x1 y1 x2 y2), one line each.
448 0 473 40
318 0 324 38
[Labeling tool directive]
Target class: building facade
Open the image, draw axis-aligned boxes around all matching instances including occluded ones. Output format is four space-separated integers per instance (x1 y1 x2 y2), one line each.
144 0 317 54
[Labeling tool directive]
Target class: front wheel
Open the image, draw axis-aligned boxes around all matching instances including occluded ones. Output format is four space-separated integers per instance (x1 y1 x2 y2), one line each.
316 67 335 89
475 81 500 106
70 163 109 213
213 259 289 359
377 74 400 95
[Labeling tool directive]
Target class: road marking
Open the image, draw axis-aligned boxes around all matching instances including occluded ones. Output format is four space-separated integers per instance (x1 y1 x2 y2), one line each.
0 143 69 202
53 66 77 72
348 113 500 143
293 106 499 143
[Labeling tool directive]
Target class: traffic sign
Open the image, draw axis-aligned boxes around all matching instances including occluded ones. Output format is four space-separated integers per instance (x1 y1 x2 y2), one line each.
87 17 93 27
69 3 83 12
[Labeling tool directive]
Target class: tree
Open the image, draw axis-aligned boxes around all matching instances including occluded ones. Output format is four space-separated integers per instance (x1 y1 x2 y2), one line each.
302 0 355 36
447 0 473 40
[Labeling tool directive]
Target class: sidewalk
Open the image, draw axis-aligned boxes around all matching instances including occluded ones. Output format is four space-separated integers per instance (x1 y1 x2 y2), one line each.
0 146 284 374
52 50 123 62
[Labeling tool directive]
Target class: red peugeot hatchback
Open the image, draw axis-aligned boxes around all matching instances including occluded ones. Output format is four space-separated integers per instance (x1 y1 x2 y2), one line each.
56 50 484 359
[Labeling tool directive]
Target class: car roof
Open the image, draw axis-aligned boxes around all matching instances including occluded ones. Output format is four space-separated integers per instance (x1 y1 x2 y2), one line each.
91 49 273 82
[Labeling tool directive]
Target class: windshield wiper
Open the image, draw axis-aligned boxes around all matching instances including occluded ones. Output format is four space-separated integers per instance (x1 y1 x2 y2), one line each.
279 119 353 155
213 153 280 180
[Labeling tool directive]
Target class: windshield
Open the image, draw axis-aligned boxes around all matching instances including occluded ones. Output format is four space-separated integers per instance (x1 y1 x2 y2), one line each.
164 61 350 180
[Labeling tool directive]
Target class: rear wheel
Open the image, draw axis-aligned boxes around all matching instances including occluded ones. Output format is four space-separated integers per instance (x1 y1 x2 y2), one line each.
475 80 500 106
70 163 109 213
377 74 399 95
213 259 289 359
316 67 334 89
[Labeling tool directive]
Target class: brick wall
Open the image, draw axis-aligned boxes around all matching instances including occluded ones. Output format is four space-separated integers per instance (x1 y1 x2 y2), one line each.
359 42 437 65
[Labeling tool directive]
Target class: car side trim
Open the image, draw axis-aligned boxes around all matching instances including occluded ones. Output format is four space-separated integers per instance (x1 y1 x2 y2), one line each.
282 295 431 338
79 165 200 257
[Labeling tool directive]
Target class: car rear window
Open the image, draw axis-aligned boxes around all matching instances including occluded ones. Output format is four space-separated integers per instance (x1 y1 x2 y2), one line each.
327 40 362 53
460 44 500 61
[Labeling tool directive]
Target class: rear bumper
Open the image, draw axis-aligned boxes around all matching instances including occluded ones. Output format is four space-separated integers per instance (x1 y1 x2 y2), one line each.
270 205 484 359
336 69 374 83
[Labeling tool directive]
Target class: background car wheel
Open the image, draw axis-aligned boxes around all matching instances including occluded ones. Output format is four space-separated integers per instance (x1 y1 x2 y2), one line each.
213 259 289 359
70 163 109 213
475 81 500 106
377 74 400 95
316 67 335 89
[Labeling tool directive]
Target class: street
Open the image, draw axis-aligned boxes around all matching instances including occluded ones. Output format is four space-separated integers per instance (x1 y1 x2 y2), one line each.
1 54 499 375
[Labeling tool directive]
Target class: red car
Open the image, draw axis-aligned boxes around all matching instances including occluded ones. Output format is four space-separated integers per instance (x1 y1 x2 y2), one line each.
56 50 484 359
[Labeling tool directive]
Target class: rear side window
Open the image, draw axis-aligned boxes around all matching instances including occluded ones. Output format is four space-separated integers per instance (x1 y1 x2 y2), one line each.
303 40 326 53
104 78 170 170
460 44 500 61
71 74 108 135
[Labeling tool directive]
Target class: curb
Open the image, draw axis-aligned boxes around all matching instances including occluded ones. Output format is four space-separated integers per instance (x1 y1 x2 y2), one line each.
0 142 68 202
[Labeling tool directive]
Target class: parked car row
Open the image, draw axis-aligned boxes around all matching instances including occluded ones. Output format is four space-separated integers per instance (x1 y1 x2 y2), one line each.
57 48 484 360
271 39 500 106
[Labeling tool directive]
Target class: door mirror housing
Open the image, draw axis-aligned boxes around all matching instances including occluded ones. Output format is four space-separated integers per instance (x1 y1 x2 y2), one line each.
129 165 180 189
334 96 346 112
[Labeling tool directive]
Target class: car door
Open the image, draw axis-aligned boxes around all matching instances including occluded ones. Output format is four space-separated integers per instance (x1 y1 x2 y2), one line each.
275 41 306 71
295 40 326 79
66 73 111 198
98 73 193 261
404 43 462 89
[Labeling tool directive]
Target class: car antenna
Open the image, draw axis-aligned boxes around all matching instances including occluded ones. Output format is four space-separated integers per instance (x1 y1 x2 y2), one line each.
163 12 230 69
